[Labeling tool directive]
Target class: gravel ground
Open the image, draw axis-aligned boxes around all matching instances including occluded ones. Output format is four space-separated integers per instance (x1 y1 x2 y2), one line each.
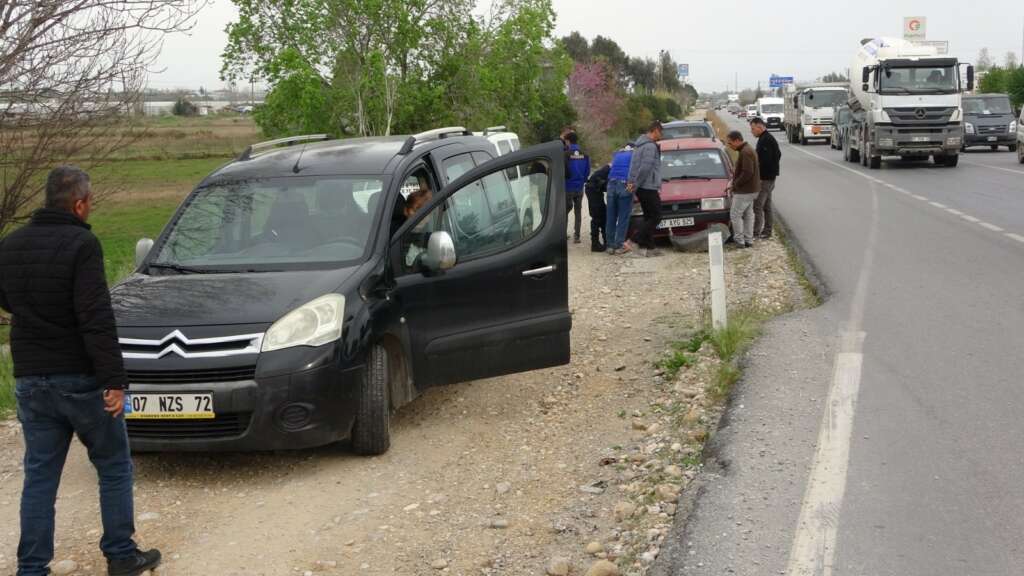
0 216 806 576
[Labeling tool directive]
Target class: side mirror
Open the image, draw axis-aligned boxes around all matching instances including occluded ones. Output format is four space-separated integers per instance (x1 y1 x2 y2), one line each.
422 231 456 273
134 238 154 268
966 65 975 91
861 66 870 84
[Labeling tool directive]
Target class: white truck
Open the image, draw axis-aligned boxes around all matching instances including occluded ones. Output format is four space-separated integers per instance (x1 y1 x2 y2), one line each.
784 83 849 145
756 97 785 131
844 37 973 168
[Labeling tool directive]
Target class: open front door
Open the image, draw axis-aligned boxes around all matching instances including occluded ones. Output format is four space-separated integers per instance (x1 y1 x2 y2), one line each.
391 140 570 388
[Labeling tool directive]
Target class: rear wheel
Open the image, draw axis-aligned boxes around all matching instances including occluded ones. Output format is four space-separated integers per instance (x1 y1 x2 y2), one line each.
351 344 391 455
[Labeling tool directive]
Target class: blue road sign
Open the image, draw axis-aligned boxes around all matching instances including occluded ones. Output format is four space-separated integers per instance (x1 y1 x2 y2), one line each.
677 63 689 78
769 75 794 88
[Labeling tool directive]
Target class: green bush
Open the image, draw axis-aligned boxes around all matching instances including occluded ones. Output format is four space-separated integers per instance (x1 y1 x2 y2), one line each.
172 97 197 117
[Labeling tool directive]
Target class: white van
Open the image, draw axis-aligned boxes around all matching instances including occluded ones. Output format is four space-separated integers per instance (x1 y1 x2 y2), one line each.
473 127 540 232
756 97 785 131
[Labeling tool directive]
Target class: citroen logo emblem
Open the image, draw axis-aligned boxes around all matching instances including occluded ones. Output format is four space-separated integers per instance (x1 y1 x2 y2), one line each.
914 108 927 120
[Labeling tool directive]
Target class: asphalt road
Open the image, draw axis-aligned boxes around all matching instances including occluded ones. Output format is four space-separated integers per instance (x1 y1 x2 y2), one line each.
657 115 1024 576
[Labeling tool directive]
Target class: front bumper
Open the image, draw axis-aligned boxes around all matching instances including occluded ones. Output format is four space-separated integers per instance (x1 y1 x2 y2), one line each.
803 124 832 138
629 208 731 243
873 124 963 155
126 347 361 452
964 133 1015 147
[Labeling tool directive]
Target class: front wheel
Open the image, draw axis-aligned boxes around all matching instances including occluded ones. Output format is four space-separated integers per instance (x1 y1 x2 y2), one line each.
351 344 391 455
1009 143 1018 153
943 154 959 167
799 129 808 146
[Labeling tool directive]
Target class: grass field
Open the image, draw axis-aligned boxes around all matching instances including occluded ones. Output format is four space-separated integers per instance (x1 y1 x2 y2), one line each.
0 114 262 414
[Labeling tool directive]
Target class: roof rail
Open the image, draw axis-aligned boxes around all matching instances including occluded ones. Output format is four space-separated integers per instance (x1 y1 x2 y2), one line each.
482 125 507 135
398 126 472 155
237 134 331 161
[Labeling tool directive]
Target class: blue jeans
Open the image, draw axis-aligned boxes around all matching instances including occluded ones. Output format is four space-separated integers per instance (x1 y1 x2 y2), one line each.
605 179 634 249
15 375 137 576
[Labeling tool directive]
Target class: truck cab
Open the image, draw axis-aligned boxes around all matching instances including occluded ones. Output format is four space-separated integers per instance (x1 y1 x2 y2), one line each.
848 37 972 168
784 85 849 145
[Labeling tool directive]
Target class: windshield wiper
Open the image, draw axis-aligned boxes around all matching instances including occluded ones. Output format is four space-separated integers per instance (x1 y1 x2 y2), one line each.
147 262 237 275
908 87 952 94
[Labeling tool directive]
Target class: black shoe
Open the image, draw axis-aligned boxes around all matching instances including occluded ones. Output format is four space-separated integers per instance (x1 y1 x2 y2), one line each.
724 235 737 245
740 243 752 249
109 549 161 576
591 243 606 253
573 236 581 244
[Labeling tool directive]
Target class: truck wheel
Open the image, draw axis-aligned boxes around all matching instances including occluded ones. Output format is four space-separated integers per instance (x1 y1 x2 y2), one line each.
351 344 391 455
991 145 999 151
849 143 860 164
869 154 881 169
1018 146 1024 164
1009 143 1017 152
943 154 959 167
842 140 850 161
799 129 807 146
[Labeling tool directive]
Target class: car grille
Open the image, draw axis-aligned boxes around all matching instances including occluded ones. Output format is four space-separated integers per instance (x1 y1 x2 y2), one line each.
885 107 955 126
978 125 1007 135
126 366 256 385
662 200 701 216
127 412 252 440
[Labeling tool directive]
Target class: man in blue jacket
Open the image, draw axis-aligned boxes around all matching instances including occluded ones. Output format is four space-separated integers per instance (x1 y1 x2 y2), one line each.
564 132 590 244
605 142 635 255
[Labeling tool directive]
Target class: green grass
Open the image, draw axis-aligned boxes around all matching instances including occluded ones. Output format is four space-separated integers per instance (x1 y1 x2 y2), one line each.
775 221 823 307
0 349 14 417
660 344 698 379
91 157 230 190
706 307 765 401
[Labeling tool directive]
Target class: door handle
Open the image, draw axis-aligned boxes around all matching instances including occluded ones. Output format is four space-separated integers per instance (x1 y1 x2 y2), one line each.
522 265 555 277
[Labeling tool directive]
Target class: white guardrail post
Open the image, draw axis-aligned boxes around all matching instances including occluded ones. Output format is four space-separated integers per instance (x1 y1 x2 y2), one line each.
708 231 728 329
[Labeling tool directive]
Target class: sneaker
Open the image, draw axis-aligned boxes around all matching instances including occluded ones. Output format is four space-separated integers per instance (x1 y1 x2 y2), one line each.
573 237 581 244
108 549 161 576
591 243 606 253
606 247 616 254
740 243 752 249
613 246 631 255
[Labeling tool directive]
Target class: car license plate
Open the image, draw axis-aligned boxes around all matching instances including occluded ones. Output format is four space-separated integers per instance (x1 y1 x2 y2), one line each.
125 393 214 419
987 136 998 142
912 136 930 142
658 217 695 230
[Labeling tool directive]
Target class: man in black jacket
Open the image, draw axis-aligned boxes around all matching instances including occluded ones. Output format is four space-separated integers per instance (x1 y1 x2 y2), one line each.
0 166 160 576
750 118 782 239
584 162 610 252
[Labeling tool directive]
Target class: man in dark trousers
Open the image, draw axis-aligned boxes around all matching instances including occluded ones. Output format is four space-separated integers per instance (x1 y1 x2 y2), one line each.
750 117 781 239
0 166 161 576
564 131 591 244
725 131 761 248
584 162 610 252
626 121 664 257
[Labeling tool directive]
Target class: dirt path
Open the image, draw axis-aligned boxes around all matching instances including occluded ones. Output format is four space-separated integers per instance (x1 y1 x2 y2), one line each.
0 219 802 576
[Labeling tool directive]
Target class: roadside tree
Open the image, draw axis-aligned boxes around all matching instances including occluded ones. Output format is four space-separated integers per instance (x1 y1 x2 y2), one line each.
0 0 204 234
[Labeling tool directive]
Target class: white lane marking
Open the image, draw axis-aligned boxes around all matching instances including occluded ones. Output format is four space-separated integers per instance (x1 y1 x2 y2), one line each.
785 182 878 576
1007 233 1024 243
961 159 1024 176
786 145 1023 243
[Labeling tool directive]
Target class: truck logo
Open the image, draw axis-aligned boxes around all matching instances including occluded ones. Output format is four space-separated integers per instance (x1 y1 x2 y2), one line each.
914 108 928 119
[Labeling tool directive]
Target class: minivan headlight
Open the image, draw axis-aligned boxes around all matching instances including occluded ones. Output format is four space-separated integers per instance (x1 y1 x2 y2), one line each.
262 294 345 352
1010 121 1018 133
964 122 975 134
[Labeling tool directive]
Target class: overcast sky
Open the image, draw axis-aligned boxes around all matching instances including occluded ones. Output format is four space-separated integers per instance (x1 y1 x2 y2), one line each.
152 0 1024 93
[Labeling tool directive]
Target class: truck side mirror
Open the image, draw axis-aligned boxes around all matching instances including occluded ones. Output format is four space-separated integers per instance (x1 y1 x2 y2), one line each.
861 67 870 84
134 238 154 268
966 65 975 91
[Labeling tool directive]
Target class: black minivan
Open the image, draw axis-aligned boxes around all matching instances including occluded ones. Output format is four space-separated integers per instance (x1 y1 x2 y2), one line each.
962 94 1018 151
112 128 571 454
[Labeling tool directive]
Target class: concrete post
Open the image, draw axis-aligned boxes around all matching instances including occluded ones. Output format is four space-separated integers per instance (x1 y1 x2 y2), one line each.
708 231 728 330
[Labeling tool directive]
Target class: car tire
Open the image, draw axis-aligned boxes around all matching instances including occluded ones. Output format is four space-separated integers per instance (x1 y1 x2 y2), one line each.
943 154 959 167
1008 143 1018 153
868 153 881 169
991 145 999 151
351 344 391 455
799 129 807 146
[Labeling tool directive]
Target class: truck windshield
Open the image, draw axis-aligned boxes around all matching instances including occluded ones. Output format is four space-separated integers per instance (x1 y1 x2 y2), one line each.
151 176 386 272
963 97 1012 115
880 65 957 94
661 149 729 180
761 104 783 113
803 90 847 109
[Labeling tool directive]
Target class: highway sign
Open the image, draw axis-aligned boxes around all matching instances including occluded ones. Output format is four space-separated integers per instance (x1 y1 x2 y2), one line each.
903 16 926 40
770 75 794 88
677 63 689 79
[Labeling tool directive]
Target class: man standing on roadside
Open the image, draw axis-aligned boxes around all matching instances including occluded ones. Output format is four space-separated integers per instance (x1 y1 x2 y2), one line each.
584 160 610 252
0 166 161 576
725 131 761 248
564 132 590 244
750 117 781 239
626 121 664 257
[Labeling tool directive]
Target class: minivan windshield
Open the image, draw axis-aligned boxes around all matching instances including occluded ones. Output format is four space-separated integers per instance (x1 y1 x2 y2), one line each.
761 104 783 113
662 124 713 139
661 149 729 180
151 176 386 272
963 97 1012 115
